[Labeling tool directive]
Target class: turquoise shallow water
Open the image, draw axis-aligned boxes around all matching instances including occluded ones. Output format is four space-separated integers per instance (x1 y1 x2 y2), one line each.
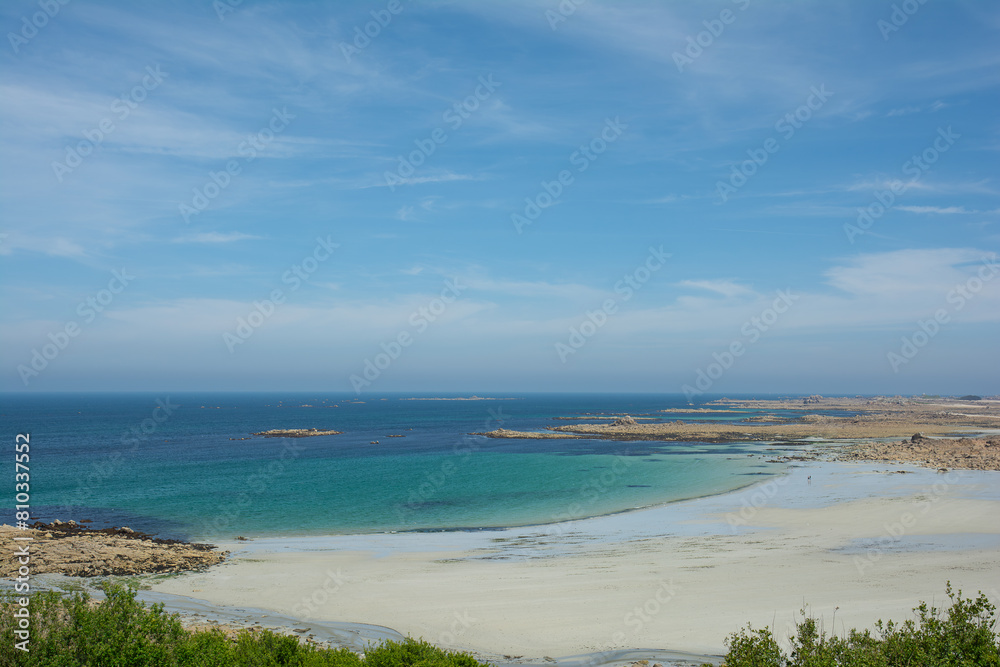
0 392 796 540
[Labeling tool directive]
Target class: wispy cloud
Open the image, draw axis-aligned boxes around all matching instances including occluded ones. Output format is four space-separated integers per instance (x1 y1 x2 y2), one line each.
886 100 947 117
373 172 482 189
171 232 264 244
823 248 992 297
0 233 88 258
896 205 974 214
675 279 755 298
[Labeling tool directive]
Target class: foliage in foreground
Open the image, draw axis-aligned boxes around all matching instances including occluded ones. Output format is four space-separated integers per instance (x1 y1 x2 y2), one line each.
3 582 998 667
0 583 489 667
709 583 1000 667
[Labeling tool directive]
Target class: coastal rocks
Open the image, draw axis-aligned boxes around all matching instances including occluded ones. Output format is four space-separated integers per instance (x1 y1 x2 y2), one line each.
612 415 638 426
472 428 578 439
0 521 227 577
549 397 1000 443
838 435 1000 471
253 428 342 438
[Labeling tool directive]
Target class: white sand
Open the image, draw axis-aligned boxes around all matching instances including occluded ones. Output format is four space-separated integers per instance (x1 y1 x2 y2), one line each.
152 462 1000 661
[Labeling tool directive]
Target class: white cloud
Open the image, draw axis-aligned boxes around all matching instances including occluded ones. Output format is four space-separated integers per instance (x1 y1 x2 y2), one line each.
0 233 88 258
464 277 611 302
171 232 264 244
896 205 973 214
373 172 482 189
824 248 992 297
675 279 755 298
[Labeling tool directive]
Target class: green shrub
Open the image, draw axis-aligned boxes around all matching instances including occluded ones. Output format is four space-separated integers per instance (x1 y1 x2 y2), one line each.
0 585 490 667
364 638 485 667
707 583 1000 667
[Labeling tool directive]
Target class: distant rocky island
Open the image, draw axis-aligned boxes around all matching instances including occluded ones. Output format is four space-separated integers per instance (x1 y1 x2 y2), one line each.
400 396 522 401
253 428 342 438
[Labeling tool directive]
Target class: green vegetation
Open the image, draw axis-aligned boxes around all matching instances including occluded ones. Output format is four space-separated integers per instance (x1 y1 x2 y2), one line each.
1 583 490 667
708 583 999 667
3 582 997 667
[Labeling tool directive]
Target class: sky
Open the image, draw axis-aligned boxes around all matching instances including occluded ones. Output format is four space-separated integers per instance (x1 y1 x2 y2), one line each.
1 0 998 395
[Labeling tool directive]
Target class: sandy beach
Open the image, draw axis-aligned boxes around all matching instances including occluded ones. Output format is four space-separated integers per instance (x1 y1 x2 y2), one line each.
147 459 1000 663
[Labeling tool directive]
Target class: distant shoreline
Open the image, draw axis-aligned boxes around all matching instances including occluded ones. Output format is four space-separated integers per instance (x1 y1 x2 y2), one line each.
398 396 523 400
474 396 1000 462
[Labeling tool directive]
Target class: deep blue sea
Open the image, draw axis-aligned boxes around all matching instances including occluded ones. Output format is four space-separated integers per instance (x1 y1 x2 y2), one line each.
0 393 799 542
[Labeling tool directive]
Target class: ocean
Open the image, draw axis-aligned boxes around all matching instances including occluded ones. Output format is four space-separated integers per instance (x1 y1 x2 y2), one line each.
1 392 794 542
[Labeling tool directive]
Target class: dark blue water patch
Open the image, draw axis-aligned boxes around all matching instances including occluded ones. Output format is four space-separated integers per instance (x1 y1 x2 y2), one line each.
0 505 196 541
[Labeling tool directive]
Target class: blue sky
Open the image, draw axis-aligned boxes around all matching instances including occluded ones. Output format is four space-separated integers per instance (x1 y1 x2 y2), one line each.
1 0 998 394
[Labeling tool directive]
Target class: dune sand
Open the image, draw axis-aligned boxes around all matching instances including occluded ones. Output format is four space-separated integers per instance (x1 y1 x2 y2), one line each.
149 461 1000 662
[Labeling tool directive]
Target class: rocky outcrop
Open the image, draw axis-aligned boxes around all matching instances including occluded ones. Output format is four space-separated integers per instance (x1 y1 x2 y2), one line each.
0 522 227 577
254 428 342 438
838 435 1000 471
612 415 638 426
472 428 578 439
548 397 1000 443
